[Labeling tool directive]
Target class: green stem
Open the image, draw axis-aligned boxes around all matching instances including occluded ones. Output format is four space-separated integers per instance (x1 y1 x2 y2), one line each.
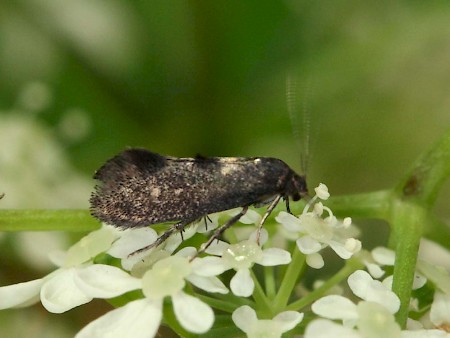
0 209 99 231
273 248 306 312
389 200 425 328
388 128 450 327
325 190 391 219
196 294 244 313
251 270 272 316
285 257 363 311
395 126 450 206
264 266 276 299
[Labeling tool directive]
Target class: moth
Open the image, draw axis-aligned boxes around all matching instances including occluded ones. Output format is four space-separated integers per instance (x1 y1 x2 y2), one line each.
90 148 308 253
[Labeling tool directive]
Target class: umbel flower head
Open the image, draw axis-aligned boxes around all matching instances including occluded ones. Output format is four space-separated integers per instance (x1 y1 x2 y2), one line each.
76 247 228 337
0 183 391 338
194 228 291 297
276 183 362 268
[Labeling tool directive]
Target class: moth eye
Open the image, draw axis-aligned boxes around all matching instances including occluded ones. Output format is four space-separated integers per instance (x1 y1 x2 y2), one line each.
292 193 300 201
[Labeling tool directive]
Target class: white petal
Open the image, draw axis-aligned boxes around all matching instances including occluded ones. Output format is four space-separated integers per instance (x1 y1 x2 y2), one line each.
48 250 67 267
163 232 183 253
417 260 450 295
186 274 228 294
228 208 261 225
305 319 360 338
74 264 141 298
120 249 154 272
401 329 450 338
344 238 361 254
65 227 117 267
348 270 400 313
430 292 450 327
383 275 394 289
194 214 219 233
108 228 158 258
412 273 427 290
406 318 424 330
190 256 229 276
419 238 450 271
312 295 358 320
172 291 214 333
232 305 258 333
273 311 304 332
347 270 374 296
204 240 229 256
314 183 330 200
356 301 401 337
306 253 324 269
372 247 396 266
296 236 321 254
230 269 254 297
248 228 269 246
75 299 162 338
0 278 44 309
276 211 303 232
366 263 385 279
257 248 291 266
328 240 354 259
174 246 197 259
41 268 92 313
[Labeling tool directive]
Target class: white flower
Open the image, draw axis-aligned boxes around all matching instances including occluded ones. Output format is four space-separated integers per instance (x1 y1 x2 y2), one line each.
194 229 291 297
361 246 426 291
430 292 450 330
232 305 303 338
0 226 119 313
107 227 160 271
308 271 399 337
311 270 400 326
306 317 450 338
76 247 228 337
309 270 449 337
307 301 401 338
314 183 330 200
276 184 361 269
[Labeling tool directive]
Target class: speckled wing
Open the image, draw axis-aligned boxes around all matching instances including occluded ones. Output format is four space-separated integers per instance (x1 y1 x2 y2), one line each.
90 148 291 228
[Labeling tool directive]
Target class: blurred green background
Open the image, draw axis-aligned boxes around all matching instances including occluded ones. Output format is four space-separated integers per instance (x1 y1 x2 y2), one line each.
1 0 450 336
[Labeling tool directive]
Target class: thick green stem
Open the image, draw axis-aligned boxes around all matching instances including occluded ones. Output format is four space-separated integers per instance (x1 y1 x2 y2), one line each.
389 200 426 328
0 209 99 231
389 128 450 327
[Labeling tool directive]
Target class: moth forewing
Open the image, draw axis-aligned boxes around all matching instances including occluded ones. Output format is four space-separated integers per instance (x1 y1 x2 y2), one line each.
90 148 308 252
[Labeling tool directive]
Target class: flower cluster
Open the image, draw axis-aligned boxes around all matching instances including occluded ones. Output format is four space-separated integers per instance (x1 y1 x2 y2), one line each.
1 183 449 337
276 183 361 268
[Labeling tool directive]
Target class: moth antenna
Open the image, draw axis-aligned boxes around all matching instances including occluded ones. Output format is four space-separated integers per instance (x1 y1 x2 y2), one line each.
286 74 313 176
301 80 313 175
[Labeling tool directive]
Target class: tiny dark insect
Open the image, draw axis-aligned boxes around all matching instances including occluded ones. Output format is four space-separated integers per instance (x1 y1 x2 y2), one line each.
90 148 308 255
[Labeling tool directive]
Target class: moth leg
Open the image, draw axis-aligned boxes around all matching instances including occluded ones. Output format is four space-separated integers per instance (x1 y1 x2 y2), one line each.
285 197 293 214
193 206 249 260
256 194 282 244
129 220 190 257
203 215 213 231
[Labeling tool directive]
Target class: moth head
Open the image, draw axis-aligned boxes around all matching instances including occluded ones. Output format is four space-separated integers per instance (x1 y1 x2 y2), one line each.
288 173 308 201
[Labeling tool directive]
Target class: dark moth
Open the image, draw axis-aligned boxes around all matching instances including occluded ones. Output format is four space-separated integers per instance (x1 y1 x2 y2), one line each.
90 148 307 252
